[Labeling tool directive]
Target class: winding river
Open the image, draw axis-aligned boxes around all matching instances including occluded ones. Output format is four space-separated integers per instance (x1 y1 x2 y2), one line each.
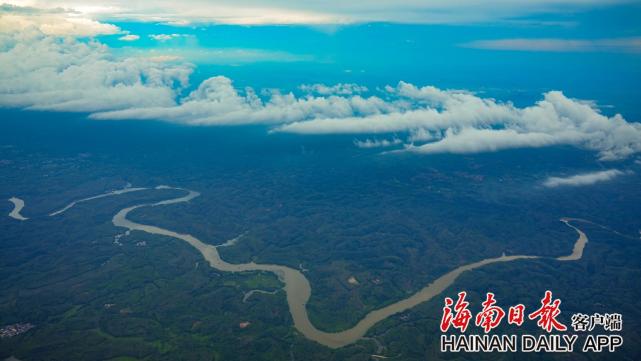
7 197 28 221
49 184 148 216
112 186 588 348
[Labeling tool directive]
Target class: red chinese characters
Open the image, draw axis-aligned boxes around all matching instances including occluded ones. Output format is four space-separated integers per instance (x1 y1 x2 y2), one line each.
528 290 567 332
440 291 472 332
508 304 525 326
440 290 569 333
475 292 505 333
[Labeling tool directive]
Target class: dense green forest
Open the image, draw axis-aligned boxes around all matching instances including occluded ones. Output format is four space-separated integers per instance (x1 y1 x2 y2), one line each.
1 115 640 360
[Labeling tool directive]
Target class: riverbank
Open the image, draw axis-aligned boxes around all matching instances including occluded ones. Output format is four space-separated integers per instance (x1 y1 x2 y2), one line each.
112 187 588 348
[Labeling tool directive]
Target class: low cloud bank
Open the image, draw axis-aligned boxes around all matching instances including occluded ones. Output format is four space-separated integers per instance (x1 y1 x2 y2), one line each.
275 84 641 160
149 33 186 41
354 138 402 149
119 34 140 41
0 4 120 36
0 31 192 113
2 29 641 161
543 169 626 187
300 83 368 96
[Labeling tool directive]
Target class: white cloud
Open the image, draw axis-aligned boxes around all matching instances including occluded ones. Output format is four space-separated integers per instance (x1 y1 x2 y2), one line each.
462 37 641 53
543 169 626 187
149 33 184 41
354 137 402 149
300 83 368 96
90 76 395 125
0 5 120 36
118 34 139 41
0 30 192 113
0 1 633 25
2 29 641 161
405 128 561 154
147 55 182 62
408 128 440 142
276 87 641 160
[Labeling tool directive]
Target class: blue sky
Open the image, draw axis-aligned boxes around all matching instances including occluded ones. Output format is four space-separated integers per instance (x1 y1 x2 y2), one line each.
1 0 641 162
102 14 641 114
